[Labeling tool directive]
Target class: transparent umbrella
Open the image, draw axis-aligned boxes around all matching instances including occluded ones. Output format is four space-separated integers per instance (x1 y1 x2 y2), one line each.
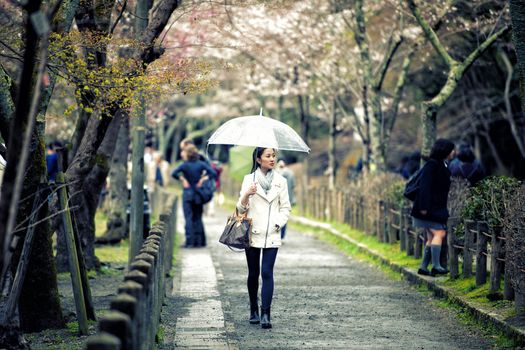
207 111 310 153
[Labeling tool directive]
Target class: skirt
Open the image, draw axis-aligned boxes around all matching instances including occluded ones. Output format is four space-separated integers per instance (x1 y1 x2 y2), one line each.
412 217 447 230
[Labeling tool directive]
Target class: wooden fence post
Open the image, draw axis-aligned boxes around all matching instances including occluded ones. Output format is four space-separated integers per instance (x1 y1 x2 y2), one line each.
382 202 389 242
406 226 415 257
56 172 89 335
447 218 460 279
86 332 121 350
414 228 423 259
110 294 138 350
463 220 474 278
489 226 504 298
123 270 148 349
475 221 489 286
399 208 408 252
130 259 153 347
99 311 132 350
376 201 383 242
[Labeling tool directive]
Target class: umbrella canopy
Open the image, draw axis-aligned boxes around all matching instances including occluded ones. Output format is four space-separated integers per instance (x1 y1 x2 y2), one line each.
207 114 310 153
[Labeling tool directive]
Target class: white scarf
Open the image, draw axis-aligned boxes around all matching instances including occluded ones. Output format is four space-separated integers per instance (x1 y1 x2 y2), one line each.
255 168 274 194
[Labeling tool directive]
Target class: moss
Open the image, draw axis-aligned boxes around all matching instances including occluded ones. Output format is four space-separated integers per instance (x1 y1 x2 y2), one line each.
156 325 165 344
95 239 129 264
435 298 518 349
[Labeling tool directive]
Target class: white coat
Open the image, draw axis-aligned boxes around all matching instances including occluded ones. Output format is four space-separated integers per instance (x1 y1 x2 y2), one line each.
236 171 291 248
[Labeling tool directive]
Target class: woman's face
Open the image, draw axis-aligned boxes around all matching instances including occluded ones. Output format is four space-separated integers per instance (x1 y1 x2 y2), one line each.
257 148 276 171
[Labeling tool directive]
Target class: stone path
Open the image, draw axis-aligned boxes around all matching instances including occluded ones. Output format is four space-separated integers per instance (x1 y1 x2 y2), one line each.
160 206 492 349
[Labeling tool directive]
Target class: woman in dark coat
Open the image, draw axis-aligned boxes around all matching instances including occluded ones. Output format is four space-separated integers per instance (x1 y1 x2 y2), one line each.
171 144 216 247
448 143 485 186
411 139 455 276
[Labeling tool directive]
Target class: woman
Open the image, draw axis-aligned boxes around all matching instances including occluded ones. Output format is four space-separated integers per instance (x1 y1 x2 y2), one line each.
237 147 291 329
449 143 485 186
411 139 455 276
171 144 216 247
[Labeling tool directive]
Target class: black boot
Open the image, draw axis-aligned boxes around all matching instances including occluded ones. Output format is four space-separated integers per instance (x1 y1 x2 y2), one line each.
261 307 271 329
249 305 260 324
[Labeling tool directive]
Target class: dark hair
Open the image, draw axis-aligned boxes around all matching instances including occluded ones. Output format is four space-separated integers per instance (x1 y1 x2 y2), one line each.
250 147 275 173
429 139 455 161
456 143 475 163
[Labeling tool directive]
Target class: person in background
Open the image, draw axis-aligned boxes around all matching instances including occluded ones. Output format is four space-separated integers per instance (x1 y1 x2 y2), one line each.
180 138 208 163
206 160 223 216
276 159 296 239
401 151 421 179
237 147 291 329
411 139 455 277
154 151 170 187
449 143 485 186
171 144 216 248
46 142 60 183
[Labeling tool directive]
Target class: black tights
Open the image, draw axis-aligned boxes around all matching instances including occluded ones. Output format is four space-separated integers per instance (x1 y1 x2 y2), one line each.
245 247 278 310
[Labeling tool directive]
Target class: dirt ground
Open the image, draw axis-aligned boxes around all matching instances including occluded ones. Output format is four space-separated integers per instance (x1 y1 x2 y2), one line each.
23 262 126 350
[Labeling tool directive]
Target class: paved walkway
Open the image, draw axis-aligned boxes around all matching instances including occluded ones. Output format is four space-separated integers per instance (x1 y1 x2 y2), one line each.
160 206 492 349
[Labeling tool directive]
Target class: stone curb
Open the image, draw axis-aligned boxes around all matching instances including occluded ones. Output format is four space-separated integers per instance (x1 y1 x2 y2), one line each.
290 215 525 347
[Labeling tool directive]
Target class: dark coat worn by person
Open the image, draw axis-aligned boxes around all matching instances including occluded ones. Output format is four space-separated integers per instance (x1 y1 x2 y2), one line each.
410 159 451 225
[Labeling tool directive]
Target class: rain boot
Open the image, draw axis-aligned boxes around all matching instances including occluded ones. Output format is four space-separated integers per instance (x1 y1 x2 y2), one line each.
249 304 260 324
418 245 432 276
430 244 449 276
261 307 272 329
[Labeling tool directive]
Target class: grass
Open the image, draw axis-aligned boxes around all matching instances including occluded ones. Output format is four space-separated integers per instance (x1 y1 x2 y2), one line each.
435 298 518 349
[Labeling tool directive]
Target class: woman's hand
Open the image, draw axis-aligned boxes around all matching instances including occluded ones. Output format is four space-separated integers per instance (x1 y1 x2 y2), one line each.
246 182 257 195
420 210 427 215
241 183 257 206
181 177 190 189
196 175 209 188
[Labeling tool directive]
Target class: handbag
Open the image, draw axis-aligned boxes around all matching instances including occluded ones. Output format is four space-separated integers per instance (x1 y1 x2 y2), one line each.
219 209 252 250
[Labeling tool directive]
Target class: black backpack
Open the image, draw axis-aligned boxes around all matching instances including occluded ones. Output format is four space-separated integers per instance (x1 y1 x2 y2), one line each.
403 159 437 201
194 176 216 205
403 167 422 201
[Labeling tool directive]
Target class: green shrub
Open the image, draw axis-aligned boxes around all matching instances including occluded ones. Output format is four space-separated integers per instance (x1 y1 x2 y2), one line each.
461 176 521 227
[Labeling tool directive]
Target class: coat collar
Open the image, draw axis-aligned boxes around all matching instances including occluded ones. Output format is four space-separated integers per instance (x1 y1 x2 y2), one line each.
255 174 283 203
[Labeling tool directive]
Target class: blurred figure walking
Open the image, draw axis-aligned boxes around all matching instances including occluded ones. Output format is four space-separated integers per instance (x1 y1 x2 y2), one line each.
171 145 216 247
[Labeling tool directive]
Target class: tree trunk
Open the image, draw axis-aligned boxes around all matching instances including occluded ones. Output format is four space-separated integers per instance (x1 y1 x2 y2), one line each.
99 115 129 243
1 0 80 340
65 109 115 269
15 135 63 332
510 0 525 115
421 103 438 160
65 0 180 268
408 0 509 159
298 94 309 214
328 97 337 189
0 67 14 143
